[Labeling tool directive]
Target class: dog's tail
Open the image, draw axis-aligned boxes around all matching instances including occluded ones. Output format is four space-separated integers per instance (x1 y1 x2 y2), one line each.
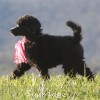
66 21 82 43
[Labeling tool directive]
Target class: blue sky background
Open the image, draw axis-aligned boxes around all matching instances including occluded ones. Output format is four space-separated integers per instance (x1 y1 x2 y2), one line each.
0 0 100 75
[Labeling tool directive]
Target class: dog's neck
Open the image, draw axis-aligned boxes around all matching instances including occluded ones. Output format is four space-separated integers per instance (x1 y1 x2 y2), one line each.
25 32 42 43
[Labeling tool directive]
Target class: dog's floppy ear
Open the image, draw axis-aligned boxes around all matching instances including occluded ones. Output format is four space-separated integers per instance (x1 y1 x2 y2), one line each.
26 24 42 35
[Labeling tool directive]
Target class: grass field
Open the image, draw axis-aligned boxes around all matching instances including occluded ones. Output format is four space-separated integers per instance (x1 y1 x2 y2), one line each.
0 74 100 100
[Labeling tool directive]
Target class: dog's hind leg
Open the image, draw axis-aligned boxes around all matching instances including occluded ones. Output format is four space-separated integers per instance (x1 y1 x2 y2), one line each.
39 68 50 80
11 63 31 79
63 64 76 78
74 61 94 79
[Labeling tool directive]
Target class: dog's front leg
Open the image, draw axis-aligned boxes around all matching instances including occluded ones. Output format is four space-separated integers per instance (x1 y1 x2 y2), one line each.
11 63 31 79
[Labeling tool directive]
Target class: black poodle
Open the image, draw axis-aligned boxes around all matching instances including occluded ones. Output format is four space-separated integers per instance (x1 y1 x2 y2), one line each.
10 15 94 79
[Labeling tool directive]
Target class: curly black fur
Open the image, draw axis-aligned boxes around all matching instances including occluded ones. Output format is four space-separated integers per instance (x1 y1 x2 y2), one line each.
10 15 94 79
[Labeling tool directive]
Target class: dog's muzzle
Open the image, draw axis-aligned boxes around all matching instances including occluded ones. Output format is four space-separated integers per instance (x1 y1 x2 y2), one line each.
10 26 22 36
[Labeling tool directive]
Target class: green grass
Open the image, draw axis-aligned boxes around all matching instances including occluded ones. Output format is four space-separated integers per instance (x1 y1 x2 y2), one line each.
0 74 100 100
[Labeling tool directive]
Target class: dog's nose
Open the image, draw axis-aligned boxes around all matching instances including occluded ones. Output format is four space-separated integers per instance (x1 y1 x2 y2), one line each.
10 28 17 36
10 27 20 36
10 28 14 33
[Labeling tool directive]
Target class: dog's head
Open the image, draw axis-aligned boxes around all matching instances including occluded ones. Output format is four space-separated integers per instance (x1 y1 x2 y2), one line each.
10 15 41 36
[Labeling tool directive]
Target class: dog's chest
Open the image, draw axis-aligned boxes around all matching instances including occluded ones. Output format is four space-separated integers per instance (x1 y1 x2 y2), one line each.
24 41 39 62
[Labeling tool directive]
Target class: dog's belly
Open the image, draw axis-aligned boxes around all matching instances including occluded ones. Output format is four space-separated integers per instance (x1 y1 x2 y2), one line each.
41 57 62 67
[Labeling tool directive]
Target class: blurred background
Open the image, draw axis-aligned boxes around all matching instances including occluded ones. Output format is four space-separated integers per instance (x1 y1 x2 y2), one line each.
0 0 100 76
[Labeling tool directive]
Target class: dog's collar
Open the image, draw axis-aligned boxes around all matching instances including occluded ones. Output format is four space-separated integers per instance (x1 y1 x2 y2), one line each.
23 36 37 45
